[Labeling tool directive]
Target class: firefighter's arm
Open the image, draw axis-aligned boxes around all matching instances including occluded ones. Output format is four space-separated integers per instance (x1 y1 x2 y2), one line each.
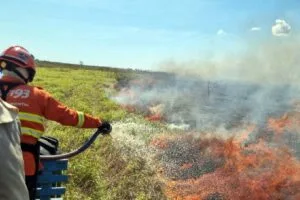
42 91 101 128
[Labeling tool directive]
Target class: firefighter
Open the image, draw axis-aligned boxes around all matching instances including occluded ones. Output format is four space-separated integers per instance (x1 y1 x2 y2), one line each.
0 99 29 200
0 45 112 200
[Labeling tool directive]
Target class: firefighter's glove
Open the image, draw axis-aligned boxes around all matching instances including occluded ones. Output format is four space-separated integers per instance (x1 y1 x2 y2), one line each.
98 121 112 135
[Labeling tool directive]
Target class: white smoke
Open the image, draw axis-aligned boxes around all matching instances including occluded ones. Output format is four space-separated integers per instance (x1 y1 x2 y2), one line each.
113 71 300 134
111 33 300 157
159 36 300 84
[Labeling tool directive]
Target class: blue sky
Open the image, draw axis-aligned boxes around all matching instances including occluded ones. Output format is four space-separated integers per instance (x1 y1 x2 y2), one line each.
1 0 300 70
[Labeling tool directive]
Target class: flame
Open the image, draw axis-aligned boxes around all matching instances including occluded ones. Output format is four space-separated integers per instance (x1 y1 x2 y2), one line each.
145 113 165 121
152 131 300 200
267 113 291 135
145 104 165 121
267 112 300 147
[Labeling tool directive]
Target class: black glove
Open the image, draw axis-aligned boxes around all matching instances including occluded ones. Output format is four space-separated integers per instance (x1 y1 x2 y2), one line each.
98 121 112 135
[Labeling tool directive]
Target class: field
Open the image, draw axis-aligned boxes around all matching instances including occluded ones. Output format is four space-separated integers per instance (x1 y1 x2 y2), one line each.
33 61 300 200
35 61 167 200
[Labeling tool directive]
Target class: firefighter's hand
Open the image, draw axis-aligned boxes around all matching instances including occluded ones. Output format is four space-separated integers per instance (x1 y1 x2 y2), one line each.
98 121 112 135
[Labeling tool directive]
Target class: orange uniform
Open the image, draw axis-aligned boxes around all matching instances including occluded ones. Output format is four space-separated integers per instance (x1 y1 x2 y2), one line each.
1 76 101 175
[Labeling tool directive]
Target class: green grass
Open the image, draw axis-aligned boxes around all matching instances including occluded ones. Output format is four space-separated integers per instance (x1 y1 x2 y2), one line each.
34 62 167 200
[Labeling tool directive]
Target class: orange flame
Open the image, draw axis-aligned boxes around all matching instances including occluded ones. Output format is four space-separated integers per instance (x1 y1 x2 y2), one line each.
152 132 300 200
145 113 165 121
267 113 291 135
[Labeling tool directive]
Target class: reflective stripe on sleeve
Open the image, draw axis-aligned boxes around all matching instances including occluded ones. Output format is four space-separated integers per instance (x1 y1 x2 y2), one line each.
76 111 85 127
19 112 44 124
21 127 43 139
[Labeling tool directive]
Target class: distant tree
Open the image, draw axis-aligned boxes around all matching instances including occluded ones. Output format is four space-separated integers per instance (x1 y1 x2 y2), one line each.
79 61 84 66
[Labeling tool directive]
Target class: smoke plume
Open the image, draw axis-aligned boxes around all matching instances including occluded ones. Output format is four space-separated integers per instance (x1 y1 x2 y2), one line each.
112 36 300 151
159 36 300 84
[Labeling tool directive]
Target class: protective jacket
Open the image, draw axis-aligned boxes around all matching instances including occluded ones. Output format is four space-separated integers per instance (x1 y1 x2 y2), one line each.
0 76 101 175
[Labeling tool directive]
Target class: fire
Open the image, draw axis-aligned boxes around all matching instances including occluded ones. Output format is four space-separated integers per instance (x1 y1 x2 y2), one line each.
113 76 300 199
145 113 165 121
152 129 300 200
114 80 166 121
145 104 165 121
267 113 291 135
268 111 300 134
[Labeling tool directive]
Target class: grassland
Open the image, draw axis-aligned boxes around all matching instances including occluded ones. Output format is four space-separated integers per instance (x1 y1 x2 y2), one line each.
34 61 167 200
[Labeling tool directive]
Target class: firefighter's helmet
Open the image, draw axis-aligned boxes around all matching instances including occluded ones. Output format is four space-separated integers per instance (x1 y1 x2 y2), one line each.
0 46 36 82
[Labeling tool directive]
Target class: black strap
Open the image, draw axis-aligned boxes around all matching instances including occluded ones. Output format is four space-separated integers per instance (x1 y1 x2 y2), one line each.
0 81 23 100
39 136 60 155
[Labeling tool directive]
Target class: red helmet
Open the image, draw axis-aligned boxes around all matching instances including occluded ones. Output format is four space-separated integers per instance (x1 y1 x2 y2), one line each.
0 46 36 82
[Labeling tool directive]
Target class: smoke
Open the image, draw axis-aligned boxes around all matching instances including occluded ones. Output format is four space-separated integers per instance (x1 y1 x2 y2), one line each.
159 35 300 84
111 30 300 160
113 73 300 133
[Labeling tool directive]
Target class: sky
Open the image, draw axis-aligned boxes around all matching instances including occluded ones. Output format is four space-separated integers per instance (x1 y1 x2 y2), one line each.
1 0 300 71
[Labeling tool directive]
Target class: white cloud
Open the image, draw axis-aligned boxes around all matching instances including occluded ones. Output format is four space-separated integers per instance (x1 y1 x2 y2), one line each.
217 29 227 36
272 19 291 36
250 27 261 31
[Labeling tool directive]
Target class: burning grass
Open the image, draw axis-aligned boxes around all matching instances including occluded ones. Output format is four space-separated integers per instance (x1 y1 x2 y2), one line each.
113 70 300 199
151 129 300 200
